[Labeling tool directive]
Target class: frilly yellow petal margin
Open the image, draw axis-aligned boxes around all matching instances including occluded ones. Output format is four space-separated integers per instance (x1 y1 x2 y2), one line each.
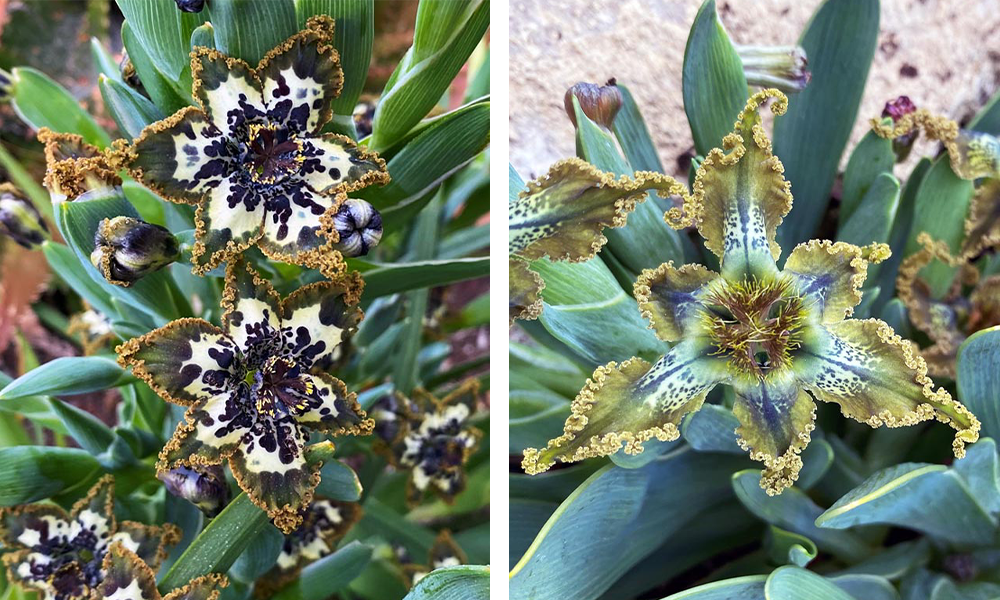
963 178 1000 259
509 258 545 327
896 232 966 346
509 157 688 262
521 357 687 475
634 261 719 342
784 240 890 324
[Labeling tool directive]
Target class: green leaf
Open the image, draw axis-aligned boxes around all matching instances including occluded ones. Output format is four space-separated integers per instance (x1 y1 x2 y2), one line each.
354 257 488 299
99 74 165 139
509 389 569 454
273 541 374 600
229 524 283 583
774 0 880 252
121 20 192 115
316 459 363 501
7 67 110 147
682 0 747 156
207 0 297 64
0 357 131 400
613 84 665 173
116 0 207 79
682 403 742 454
839 128 895 228
42 241 117 318
90 37 123 83
367 101 490 210
968 87 1000 134
157 492 270 594
48 398 116 457
765 566 857 600
958 326 1000 440
189 22 216 50
834 539 930 580
873 157 931 307
0 446 101 506
837 172 900 249
766 526 818 567
295 0 374 118
402 565 489 600
369 0 489 152
659 576 767 600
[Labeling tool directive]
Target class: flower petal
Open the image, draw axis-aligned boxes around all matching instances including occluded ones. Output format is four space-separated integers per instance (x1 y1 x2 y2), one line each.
292 372 371 436
275 499 361 575
509 157 687 262
190 48 266 138
783 240 889 324
298 134 389 195
896 233 967 351
0 504 69 550
162 574 229 600
96 542 159 600
117 318 238 406
279 272 363 370
191 176 266 274
731 371 816 495
257 183 337 259
126 107 235 205
221 259 283 359
680 89 791 279
70 474 115 532
635 261 720 342
795 318 980 457
111 521 180 571
158 390 253 470
229 417 319 534
509 258 544 326
257 15 341 136
522 339 729 474
428 530 466 569
962 178 1000 258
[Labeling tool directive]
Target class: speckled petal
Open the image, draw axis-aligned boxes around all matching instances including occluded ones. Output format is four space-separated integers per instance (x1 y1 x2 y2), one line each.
158 390 253 470
279 272 363 370
732 371 816 495
257 15 342 136
127 108 235 205
111 521 179 571
291 372 370 436
298 134 388 195
229 416 319 534
681 89 791 279
117 319 238 407
258 183 338 259
522 339 729 474
274 499 361 575
191 175 266 274
221 259 283 359
96 543 159 600
635 261 719 342
783 240 889 323
795 319 979 457
191 48 266 138
509 258 544 326
509 157 688 261
0 504 69 550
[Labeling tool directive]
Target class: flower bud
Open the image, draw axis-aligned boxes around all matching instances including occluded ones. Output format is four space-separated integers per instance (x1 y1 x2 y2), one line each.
564 80 623 130
158 464 230 518
331 199 382 257
737 45 811 93
353 100 376 139
0 183 49 249
90 216 179 286
173 0 205 12
882 95 919 162
119 52 142 91
0 68 13 102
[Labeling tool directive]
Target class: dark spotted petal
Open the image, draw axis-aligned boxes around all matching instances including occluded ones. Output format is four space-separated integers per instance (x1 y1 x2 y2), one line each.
274 499 361 574
0 504 69 550
111 521 180 571
96 542 159 600
222 259 283 358
279 272 363 370
299 135 388 195
229 416 319 534
162 574 229 600
127 107 236 205
257 183 337 261
256 15 341 135
70 475 115 534
292 372 371 436
428 530 466 569
191 48 266 138
117 318 238 407
191 177 266 274
158 390 253 471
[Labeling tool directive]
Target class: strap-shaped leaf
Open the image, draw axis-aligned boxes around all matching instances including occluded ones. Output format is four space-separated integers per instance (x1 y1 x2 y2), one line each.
0 356 131 400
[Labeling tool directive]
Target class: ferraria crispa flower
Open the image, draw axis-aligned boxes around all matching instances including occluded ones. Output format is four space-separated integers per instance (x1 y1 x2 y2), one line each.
0 182 49 249
116 16 389 275
96 542 227 600
521 90 980 494
263 499 360 587
0 476 179 600
401 530 465 588
117 258 373 532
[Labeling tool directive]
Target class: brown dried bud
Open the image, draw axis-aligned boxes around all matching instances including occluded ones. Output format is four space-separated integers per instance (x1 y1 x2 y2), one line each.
564 80 623 130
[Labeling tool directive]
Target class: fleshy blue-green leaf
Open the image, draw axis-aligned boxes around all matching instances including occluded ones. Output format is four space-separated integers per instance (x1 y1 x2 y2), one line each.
765 566 857 600
958 326 1000 441
0 357 131 400
116 0 207 79
874 157 931 307
229 524 283 583
0 446 101 506
99 74 165 139
207 0 297 64
273 542 374 600
837 173 899 249
7 67 110 147
121 20 192 115
352 256 487 299
658 576 766 600
316 459 363 501
402 565 489 600
839 128 895 228
614 84 665 173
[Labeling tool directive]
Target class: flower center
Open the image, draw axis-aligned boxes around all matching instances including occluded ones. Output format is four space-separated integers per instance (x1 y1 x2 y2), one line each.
250 356 317 418
245 123 302 185
701 277 807 377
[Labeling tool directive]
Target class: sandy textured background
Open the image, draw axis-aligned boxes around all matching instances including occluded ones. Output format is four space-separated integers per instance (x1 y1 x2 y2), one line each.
509 0 1000 181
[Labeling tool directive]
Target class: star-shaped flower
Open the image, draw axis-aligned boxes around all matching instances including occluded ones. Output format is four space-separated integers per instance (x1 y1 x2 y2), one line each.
521 90 980 494
116 258 373 532
400 530 465 588
382 382 482 506
117 16 389 275
95 542 227 600
0 476 179 600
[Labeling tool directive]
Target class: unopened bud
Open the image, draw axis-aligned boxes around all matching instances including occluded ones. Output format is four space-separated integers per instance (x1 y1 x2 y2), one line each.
564 80 623 130
882 96 919 162
737 45 811 93
119 52 142 91
331 199 382 258
158 464 230 518
0 68 13 102
173 0 205 12
90 216 179 286
0 184 49 249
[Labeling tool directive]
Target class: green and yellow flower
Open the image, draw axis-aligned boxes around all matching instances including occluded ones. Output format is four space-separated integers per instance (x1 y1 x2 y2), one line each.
521 90 980 494
0 476 179 600
96 542 227 600
400 530 465 588
117 16 389 275
117 258 373 533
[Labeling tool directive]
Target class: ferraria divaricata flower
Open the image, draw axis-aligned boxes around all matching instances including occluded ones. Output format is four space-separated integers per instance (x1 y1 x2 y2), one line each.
116 16 389 276
520 90 980 494
380 382 481 506
96 542 227 600
564 80 623 130
401 530 466 588
157 464 232 518
116 258 373 533
90 216 180 286
330 198 382 258
0 183 49 249
0 476 179 600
